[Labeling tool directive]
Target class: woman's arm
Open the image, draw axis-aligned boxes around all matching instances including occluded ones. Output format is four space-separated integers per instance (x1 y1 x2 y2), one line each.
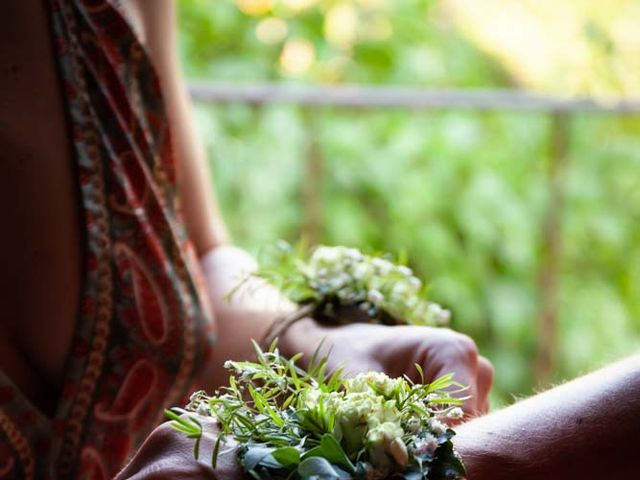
456 353 640 480
131 0 229 254
129 0 492 412
116 354 640 479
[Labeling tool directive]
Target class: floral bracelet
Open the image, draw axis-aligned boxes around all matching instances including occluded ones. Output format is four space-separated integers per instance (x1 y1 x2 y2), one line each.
169 244 468 480
168 343 467 480
249 243 453 347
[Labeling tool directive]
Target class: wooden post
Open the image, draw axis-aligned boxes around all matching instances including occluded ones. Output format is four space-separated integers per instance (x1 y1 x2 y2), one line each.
535 112 571 384
300 107 323 244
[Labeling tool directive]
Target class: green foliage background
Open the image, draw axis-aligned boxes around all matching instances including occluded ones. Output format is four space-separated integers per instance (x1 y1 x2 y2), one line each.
178 0 640 406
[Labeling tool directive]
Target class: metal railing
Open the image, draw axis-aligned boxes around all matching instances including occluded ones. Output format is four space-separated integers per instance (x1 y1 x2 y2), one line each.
189 82 640 382
190 82 640 114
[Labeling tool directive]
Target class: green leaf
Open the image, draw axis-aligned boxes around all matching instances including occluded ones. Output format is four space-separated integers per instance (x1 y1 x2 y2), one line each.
164 409 202 436
272 447 301 469
211 434 223 469
243 446 276 471
298 457 346 479
303 434 355 473
193 435 201 460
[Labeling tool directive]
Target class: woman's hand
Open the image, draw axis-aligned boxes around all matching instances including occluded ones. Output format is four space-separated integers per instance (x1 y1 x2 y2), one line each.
117 322 492 479
283 320 493 417
198 245 493 419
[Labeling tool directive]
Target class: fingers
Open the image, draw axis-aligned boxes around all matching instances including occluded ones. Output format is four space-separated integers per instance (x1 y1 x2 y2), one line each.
419 330 493 421
475 356 494 415
451 352 492 419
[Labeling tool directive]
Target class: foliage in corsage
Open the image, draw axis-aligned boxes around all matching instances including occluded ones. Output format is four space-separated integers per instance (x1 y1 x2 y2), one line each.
243 242 451 327
167 343 467 480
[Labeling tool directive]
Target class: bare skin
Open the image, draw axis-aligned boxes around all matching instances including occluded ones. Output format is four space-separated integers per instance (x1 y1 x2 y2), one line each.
455 354 640 479
0 0 491 446
0 0 83 415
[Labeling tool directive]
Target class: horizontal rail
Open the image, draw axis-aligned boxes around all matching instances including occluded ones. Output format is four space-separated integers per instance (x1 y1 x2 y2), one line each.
189 82 640 114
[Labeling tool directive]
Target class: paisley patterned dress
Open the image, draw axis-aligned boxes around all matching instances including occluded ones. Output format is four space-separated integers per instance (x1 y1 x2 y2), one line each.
0 1 216 478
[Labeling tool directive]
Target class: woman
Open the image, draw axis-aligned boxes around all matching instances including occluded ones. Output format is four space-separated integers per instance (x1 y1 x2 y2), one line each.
0 1 492 478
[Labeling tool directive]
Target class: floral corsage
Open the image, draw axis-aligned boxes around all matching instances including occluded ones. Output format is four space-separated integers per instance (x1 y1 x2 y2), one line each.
167 343 467 480
245 243 452 345
168 244 467 480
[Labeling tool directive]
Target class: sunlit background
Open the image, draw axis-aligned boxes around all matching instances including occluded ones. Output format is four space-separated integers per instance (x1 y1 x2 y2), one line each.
178 0 640 407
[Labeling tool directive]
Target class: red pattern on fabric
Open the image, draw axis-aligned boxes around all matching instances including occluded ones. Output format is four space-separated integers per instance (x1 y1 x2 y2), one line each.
0 1 216 478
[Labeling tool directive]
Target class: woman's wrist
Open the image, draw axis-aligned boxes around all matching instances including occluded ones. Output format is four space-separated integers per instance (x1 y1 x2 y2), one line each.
277 315 328 360
198 245 341 365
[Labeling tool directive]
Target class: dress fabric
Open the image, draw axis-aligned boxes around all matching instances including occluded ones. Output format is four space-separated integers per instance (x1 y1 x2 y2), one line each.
0 1 216 478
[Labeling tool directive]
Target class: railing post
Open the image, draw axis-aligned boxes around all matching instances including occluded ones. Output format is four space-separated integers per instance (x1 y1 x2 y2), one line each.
300 107 323 244
535 111 571 384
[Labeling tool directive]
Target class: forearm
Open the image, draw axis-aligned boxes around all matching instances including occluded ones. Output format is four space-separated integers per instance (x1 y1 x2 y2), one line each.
168 71 229 253
195 245 324 389
456 354 640 480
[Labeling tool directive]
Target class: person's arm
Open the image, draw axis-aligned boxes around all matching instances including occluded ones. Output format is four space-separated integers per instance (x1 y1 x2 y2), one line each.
130 0 301 382
116 355 640 479
130 0 492 414
456 354 640 480
132 0 228 253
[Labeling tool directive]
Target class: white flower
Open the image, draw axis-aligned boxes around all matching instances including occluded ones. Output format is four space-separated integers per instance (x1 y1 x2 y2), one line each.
370 400 401 428
301 388 323 409
334 391 379 452
406 417 421 433
329 277 345 291
367 289 384 304
335 392 378 426
447 407 464 419
353 262 373 281
347 372 401 398
310 246 342 266
196 402 211 416
367 421 407 467
359 301 372 311
408 277 422 290
372 258 393 275
367 421 404 446
413 433 439 457
428 418 447 435
345 248 364 261
388 437 409 466
337 288 354 301
390 282 409 298
427 303 451 324
367 277 385 292
396 265 413 277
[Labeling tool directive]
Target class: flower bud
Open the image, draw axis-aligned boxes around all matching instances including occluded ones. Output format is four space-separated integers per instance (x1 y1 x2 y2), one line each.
388 437 409 466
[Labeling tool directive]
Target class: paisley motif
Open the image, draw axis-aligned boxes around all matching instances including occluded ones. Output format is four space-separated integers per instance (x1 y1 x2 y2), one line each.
0 1 215 478
94 359 157 421
114 242 169 345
